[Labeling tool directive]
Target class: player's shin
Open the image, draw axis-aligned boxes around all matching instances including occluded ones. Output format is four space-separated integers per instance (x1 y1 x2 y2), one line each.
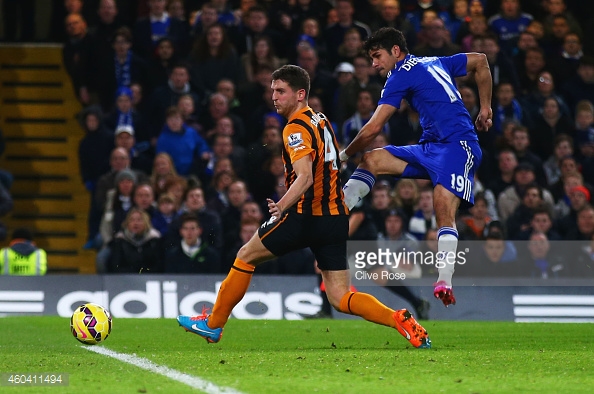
342 169 376 210
339 291 396 327
435 227 459 286
209 258 255 328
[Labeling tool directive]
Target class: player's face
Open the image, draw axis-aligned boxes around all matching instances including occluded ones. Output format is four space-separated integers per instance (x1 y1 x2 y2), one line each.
369 47 398 78
271 79 303 118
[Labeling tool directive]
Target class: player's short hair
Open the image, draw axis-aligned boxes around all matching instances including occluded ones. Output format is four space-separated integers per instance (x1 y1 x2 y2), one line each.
272 65 311 99
363 27 409 55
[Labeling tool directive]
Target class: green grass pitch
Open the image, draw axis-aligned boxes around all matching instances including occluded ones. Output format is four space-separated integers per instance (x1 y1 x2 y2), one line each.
1 316 593 393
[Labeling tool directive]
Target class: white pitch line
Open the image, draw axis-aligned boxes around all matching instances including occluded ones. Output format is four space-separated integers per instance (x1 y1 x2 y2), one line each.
82 346 243 394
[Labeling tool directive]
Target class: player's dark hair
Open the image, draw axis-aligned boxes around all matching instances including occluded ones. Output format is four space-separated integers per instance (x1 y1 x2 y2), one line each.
363 27 409 54
272 65 311 99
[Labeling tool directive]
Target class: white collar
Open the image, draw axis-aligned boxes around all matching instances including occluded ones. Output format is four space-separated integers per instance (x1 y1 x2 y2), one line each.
182 239 201 256
150 12 169 23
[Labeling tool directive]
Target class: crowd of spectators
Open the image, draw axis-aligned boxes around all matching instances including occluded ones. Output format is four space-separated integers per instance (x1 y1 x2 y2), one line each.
5 0 594 278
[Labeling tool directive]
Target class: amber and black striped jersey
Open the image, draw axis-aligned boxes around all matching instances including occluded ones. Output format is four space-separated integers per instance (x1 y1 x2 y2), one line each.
282 106 348 216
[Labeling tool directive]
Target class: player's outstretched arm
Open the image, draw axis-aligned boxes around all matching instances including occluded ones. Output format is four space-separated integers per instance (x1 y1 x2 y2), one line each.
267 154 313 219
340 103 397 161
465 53 493 132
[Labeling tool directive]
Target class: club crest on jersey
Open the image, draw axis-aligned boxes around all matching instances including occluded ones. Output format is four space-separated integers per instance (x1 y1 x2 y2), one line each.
287 133 303 147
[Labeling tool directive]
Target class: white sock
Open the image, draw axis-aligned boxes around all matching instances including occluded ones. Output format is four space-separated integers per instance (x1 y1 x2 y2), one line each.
343 169 375 210
436 227 459 287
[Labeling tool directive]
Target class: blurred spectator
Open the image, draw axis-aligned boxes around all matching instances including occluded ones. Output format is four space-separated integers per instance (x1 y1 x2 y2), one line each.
543 134 574 187
518 47 547 96
221 180 250 249
334 28 364 69
99 168 137 247
240 35 285 83
105 87 150 143
164 212 221 273
326 0 371 62
216 79 242 117
88 0 124 63
510 126 547 186
149 152 178 198
519 232 566 278
108 208 162 273
146 63 202 141
156 106 211 176
114 124 153 175
0 228 46 276
522 70 572 128
487 0 533 57
458 192 492 240
573 100 594 160
78 105 114 248
133 0 190 61
498 163 554 222
133 182 156 218
370 0 416 49
393 178 419 220
541 14 572 57
548 32 583 87
529 97 574 161
476 34 521 95
95 148 147 216
167 185 223 252
232 5 288 58
413 16 460 57
200 93 246 145
148 37 179 89
151 192 178 237
464 232 519 277
552 172 583 219
516 205 561 240
564 204 594 240
188 23 244 94
342 89 390 146
549 155 581 201
493 82 527 136
167 0 185 21
162 175 188 211
62 13 93 105
293 17 328 66
408 187 436 240
177 94 202 135
206 169 235 212
511 30 538 78
557 185 590 237
50 0 84 42
402 0 444 33
459 14 488 52
296 44 337 118
191 2 220 37
488 149 517 199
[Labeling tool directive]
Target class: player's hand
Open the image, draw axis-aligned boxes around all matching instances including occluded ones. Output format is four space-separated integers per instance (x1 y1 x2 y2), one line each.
475 107 493 132
266 198 281 222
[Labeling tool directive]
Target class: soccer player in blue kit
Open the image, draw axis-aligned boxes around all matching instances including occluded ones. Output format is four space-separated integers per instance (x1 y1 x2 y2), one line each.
339 27 493 307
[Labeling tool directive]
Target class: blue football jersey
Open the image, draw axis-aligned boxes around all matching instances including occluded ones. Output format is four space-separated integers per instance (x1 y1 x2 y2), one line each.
379 53 477 143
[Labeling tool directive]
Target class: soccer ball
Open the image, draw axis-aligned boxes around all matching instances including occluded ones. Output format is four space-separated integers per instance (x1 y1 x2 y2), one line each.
70 303 112 345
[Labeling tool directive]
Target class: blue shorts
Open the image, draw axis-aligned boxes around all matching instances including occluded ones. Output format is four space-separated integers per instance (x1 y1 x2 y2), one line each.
384 140 482 208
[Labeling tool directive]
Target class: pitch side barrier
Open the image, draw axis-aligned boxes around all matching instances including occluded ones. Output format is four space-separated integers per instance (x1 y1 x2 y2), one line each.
0 273 593 322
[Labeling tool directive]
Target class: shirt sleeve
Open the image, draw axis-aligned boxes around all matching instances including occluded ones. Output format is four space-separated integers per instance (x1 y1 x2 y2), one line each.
378 74 406 109
439 53 468 78
283 123 315 163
